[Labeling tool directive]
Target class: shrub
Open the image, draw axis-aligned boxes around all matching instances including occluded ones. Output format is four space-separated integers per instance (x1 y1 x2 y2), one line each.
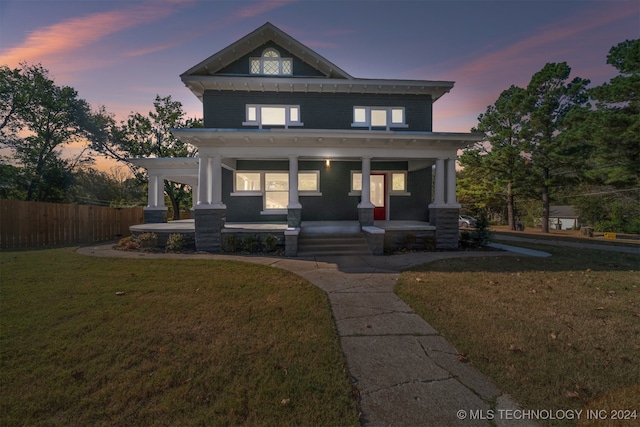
165 233 186 252
262 234 279 253
470 213 492 247
242 235 261 253
137 232 158 250
223 235 242 252
114 236 139 251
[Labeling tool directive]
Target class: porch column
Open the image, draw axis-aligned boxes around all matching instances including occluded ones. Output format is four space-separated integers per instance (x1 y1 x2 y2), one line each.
156 176 165 208
194 154 226 252
358 156 374 226
446 158 459 207
191 184 198 209
197 155 209 205
429 157 459 249
147 174 158 208
432 158 445 206
287 155 302 227
144 173 167 223
211 154 225 208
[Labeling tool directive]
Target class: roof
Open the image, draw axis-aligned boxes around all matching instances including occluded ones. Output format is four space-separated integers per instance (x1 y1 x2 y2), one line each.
181 22 352 79
180 22 455 101
549 205 579 218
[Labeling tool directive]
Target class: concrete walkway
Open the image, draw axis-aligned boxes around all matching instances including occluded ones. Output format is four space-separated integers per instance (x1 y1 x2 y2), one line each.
79 243 540 426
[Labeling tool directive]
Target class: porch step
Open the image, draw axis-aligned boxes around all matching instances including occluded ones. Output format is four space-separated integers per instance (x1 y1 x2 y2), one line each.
297 232 371 256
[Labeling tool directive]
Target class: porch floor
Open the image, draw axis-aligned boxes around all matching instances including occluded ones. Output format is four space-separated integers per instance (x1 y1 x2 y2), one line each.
130 219 435 234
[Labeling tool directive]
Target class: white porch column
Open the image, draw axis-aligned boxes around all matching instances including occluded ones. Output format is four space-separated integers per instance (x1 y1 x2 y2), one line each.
197 155 209 205
446 158 459 207
211 154 225 208
156 175 165 208
432 158 445 206
147 173 158 208
191 184 198 209
206 155 214 206
358 156 374 208
144 173 167 223
288 155 302 209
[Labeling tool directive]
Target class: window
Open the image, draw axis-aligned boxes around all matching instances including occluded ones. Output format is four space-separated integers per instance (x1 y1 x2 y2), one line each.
250 48 293 76
298 172 319 192
265 172 289 210
352 106 408 130
392 172 406 192
235 172 261 191
233 171 321 212
243 105 303 129
350 171 408 193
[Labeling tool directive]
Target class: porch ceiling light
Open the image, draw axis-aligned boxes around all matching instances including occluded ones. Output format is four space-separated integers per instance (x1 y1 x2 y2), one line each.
325 159 331 167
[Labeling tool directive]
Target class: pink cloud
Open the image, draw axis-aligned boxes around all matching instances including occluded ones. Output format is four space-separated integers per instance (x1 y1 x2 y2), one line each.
234 0 298 18
0 0 194 68
452 2 636 85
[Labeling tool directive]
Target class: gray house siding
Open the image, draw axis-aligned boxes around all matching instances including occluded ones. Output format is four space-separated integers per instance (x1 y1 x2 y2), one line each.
222 160 432 223
203 91 433 131
390 167 432 221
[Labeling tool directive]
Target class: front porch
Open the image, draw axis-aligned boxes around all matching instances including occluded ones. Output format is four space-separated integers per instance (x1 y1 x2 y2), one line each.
129 220 441 256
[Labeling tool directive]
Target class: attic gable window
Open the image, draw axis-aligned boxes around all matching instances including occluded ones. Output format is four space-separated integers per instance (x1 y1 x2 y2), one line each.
250 48 293 75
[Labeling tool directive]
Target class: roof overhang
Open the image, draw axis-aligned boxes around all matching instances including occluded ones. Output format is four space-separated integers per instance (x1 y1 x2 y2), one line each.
129 157 199 186
182 75 454 102
171 128 481 160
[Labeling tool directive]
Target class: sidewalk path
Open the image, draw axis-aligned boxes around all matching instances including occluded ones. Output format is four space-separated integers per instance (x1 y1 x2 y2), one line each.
78 244 537 426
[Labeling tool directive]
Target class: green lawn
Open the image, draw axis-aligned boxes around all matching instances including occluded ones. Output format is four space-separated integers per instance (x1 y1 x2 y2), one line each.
396 244 639 427
0 248 359 426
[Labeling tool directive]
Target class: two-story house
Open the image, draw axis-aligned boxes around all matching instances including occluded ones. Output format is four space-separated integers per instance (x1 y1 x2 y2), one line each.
133 22 481 255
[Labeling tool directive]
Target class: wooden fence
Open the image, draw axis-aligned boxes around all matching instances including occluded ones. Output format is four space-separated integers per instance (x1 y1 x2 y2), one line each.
0 200 144 249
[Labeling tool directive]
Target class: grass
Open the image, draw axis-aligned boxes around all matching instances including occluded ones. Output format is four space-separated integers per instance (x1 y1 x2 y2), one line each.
396 244 640 427
0 247 359 426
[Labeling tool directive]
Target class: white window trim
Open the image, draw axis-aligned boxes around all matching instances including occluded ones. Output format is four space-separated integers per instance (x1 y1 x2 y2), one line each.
348 171 411 196
351 106 409 131
232 170 322 209
243 105 303 129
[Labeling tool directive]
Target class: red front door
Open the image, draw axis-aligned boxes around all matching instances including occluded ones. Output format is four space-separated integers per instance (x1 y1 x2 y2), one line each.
371 174 386 220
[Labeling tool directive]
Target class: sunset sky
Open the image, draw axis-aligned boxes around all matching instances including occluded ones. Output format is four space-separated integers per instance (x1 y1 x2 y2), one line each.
1 0 638 171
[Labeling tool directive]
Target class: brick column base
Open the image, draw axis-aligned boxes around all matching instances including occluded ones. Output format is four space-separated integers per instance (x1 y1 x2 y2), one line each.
194 208 226 252
429 207 460 250
358 207 374 227
287 208 302 228
144 207 167 224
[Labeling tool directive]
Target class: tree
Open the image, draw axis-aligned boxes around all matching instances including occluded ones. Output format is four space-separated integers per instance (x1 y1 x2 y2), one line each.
92 95 202 219
0 63 102 201
586 39 640 187
522 62 590 233
463 85 531 229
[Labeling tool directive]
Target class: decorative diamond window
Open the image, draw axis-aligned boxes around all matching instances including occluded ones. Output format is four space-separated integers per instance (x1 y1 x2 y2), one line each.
250 48 293 75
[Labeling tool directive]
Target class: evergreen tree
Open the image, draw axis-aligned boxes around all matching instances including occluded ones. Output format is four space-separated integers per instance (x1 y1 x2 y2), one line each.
463 85 531 229
522 62 590 232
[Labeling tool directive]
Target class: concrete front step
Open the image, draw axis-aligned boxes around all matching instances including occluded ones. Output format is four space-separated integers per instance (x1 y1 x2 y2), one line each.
298 232 371 256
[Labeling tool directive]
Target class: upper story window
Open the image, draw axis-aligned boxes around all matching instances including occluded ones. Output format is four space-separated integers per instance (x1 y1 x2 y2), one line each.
352 106 408 130
243 105 303 129
250 48 293 75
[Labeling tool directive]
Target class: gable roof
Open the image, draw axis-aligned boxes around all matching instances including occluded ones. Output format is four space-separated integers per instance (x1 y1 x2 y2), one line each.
180 22 455 102
181 22 352 79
